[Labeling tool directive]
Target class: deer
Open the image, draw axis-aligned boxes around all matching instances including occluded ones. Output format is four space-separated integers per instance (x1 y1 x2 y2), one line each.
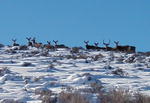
103 40 114 51
31 37 43 48
26 37 33 46
84 41 97 50
114 41 136 53
94 42 106 50
12 39 20 46
43 41 55 49
53 40 68 48
128 46 136 53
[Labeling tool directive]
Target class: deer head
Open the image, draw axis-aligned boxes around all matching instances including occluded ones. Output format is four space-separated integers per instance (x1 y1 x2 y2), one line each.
12 39 17 43
94 42 99 47
53 40 58 45
47 41 51 45
114 41 119 46
31 37 36 43
103 40 110 47
84 41 89 45
26 37 32 41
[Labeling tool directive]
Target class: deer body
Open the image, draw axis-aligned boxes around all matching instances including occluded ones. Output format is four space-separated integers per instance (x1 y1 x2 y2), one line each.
26 37 33 46
103 40 114 51
31 37 42 48
84 41 97 50
94 42 106 50
114 41 136 53
44 41 55 49
53 40 68 48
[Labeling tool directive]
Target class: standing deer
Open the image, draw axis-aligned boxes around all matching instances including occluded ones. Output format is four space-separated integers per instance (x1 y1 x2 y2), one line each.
103 40 113 51
53 40 68 48
84 41 97 50
94 42 106 50
31 37 42 48
12 39 20 46
114 41 136 53
26 37 33 46
44 41 55 49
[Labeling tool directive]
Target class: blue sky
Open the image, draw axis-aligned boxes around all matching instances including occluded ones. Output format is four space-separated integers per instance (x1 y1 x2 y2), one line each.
0 0 149 51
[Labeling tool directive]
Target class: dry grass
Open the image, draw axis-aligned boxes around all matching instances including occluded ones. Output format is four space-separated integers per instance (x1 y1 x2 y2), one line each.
21 62 34 67
70 47 80 54
92 54 104 61
33 85 150 103
112 68 128 77
99 88 150 103
134 93 150 103
99 88 132 103
0 67 10 76
58 91 89 103
35 88 56 103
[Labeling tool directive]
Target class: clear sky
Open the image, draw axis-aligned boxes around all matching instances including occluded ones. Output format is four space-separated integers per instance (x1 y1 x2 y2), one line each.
0 0 149 51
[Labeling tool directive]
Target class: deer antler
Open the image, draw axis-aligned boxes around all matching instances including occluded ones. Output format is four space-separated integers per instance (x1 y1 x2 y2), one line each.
103 40 110 47
94 42 99 46
12 39 16 42
114 41 119 46
53 40 58 45
47 41 51 44
84 41 89 45
26 37 31 41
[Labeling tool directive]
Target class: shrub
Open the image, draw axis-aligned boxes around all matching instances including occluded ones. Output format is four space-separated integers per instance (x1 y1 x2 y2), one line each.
21 62 34 67
134 92 150 103
90 82 103 93
77 54 88 59
124 56 135 63
0 43 4 48
19 45 28 50
70 47 80 54
92 54 104 61
48 63 55 69
35 88 56 103
99 88 131 103
112 68 128 77
0 99 17 103
99 88 150 103
0 67 10 76
58 91 89 103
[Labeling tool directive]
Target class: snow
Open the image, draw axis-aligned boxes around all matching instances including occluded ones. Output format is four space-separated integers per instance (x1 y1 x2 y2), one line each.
0 46 150 102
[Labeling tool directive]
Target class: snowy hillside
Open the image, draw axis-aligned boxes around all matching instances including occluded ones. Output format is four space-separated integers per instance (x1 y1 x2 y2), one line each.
0 46 150 103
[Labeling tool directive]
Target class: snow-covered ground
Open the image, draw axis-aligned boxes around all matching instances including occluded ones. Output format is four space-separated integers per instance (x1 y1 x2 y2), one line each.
0 46 150 102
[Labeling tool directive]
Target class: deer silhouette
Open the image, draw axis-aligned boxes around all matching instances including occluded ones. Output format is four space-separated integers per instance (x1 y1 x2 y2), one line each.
94 42 106 50
26 37 33 46
12 39 20 46
114 41 136 53
103 40 113 51
31 37 42 48
53 40 68 48
44 41 55 49
84 41 97 50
